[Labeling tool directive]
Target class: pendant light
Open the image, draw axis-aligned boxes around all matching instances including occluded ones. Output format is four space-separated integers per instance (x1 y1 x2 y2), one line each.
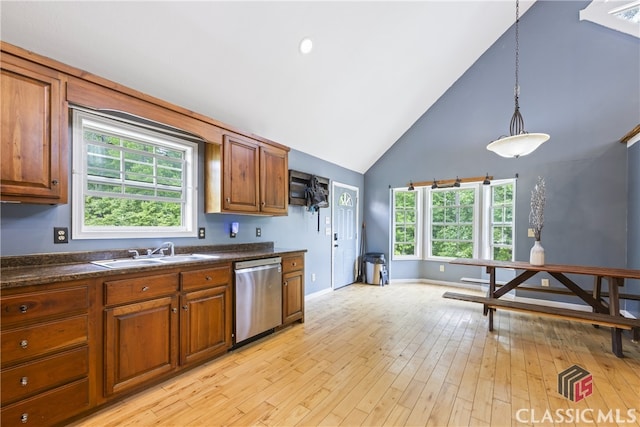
487 0 549 158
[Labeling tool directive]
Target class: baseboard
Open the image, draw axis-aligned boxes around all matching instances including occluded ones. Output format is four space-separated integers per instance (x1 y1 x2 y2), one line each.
305 287 333 301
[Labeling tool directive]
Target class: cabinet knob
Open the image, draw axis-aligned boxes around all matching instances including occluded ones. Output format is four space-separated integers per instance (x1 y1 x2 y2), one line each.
226 197 230 202
20 340 28 349
20 377 28 386
142 286 150 292
292 262 297 266
171 308 178 314
52 179 59 186
205 276 212 281
261 201 266 206
19 304 28 313
21 413 28 424
284 281 288 286
182 305 188 311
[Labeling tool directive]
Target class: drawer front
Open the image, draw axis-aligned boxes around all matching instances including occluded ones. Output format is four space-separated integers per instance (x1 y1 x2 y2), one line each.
105 273 179 306
1 378 90 427
1 315 88 367
1 346 89 405
181 264 231 291
1 286 89 326
282 255 304 273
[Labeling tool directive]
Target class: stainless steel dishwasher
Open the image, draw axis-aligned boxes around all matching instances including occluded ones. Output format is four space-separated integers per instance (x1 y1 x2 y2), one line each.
234 257 282 344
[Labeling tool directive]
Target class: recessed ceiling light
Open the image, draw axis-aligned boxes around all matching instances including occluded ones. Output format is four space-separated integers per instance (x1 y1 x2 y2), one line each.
299 37 313 55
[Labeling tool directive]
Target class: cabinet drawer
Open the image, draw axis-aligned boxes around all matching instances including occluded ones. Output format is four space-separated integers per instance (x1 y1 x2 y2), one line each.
105 273 178 306
1 346 88 405
282 255 304 273
1 378 90 427
181 265 231 291
1 315 88 367
1 286 89 326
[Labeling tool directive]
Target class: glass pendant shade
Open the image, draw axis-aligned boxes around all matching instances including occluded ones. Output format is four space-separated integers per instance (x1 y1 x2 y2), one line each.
487 0 549 158
487 132 550 158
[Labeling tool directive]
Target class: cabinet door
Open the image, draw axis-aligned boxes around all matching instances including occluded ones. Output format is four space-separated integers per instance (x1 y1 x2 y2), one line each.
0 54 67 203
104 296 178 396
260 145 288 215
283 271 304 325
180 284 232 365
222 134 260 213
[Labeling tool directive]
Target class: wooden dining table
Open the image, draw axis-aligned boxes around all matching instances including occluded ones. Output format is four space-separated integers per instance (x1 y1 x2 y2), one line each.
447 258 640 357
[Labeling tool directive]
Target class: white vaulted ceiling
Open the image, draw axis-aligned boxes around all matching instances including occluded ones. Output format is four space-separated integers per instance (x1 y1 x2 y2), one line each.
1 1 536 173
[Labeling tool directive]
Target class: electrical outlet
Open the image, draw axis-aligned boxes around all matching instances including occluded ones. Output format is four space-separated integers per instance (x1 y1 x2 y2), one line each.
256 227 261 237
541 278 550 287
54 227 69 244
439 264 445 272
198 227 206 239
528 228 535 238
311 273 316 282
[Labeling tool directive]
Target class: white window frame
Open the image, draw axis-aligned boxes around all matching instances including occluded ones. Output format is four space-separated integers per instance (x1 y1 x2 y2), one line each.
425 183 481 261
71 109 198 239
392 178 517 262
482 179 517 261
391 188 422 260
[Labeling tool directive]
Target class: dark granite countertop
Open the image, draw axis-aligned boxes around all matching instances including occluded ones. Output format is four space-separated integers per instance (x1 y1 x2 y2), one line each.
1 242 306 289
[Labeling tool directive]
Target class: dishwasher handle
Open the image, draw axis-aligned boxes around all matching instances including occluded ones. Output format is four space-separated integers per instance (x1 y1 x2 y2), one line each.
235 257 281 270
235 263 281 275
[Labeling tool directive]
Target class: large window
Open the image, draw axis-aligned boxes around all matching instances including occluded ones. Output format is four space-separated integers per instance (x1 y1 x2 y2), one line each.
391 179 516 261
72 109 198 239
487 182 515 261
429 187 478 259
391 189 421 259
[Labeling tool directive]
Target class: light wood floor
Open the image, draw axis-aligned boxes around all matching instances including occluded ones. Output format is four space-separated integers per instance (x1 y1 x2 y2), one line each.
70 282 640 427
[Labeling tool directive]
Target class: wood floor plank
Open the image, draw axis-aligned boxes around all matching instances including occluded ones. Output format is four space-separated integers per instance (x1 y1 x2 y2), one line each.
67 282 640 427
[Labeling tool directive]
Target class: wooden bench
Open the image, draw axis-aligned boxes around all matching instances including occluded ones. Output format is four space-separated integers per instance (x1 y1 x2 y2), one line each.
442 291 640 330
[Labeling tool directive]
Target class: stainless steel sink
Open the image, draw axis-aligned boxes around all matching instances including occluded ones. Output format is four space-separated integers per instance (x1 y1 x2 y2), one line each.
92 254 220 269
157 254 220 263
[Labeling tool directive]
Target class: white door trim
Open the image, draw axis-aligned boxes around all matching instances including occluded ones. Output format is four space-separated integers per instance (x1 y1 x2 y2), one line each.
331 181 360 290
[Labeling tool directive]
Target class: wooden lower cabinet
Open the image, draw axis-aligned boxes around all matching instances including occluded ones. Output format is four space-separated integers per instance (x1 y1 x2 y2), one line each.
282 254 305 325
0 280 95 427
180 265 233 365
103 265 232 397
180 285 231 365
104 295 179 396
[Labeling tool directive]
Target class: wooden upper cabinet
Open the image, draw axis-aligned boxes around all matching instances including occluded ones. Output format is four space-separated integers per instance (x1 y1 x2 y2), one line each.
260 143 288 215
222 134 261 213
1 53 67 204
207 133 288 215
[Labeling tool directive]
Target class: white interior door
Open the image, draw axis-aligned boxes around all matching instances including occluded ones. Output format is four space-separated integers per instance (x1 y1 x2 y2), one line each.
332 182 359 290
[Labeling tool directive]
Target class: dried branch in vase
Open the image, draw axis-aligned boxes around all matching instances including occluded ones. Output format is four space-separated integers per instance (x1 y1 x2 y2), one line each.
529 176 545 241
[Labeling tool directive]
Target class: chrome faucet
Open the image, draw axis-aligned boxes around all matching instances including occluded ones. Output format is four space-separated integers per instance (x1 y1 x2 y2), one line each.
149 241 175 257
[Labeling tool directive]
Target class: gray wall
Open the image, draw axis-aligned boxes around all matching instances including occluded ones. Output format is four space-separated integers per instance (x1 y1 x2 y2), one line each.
0 147 364 296
363 1 639 312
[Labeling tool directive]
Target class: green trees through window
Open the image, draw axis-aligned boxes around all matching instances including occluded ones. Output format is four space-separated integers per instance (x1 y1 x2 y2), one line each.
393 190 418 257
72 109 197 239
430 188 475 258
391 180 515 261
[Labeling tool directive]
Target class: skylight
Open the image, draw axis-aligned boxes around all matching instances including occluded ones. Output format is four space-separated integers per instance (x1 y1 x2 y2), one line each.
580 0 640 38
609 1 640 24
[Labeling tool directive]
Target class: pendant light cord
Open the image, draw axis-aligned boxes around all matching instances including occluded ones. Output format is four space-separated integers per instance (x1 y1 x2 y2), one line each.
509 0 525 136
